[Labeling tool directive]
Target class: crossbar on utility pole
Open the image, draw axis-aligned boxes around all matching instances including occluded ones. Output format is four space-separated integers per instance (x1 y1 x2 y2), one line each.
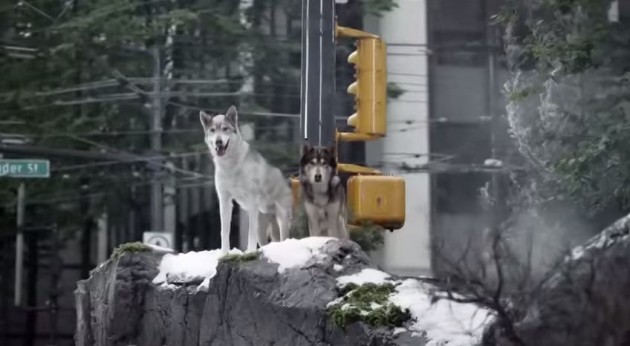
300 0 337 147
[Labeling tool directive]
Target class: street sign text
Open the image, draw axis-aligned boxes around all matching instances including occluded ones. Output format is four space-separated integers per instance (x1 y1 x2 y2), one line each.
0 159 50 178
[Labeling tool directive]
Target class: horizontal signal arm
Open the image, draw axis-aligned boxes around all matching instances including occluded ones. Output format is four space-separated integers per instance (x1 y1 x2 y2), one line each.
335 25 380 39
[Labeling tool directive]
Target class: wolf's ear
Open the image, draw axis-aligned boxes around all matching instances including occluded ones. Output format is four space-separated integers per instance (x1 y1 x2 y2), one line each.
302 140 313 154
225 105 238 126
200 111 212 130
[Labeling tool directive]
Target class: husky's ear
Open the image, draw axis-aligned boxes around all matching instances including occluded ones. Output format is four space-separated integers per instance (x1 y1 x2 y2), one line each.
327 141 337 157
225 105 238 126
302 140 313 155
200 111 212 130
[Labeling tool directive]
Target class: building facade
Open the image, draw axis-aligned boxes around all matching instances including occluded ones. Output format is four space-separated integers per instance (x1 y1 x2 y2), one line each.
364 0 511 276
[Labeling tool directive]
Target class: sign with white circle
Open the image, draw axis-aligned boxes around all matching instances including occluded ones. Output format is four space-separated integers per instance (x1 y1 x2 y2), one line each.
143 232 173 249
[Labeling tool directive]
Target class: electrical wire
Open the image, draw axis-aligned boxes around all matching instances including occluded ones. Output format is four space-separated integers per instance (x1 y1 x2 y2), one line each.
62 134 212 179
1 116 493 144
1 162 302 208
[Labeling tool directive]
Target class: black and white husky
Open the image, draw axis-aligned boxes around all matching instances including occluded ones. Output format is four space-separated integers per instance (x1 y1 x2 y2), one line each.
200 105 292 253
299 141 349 240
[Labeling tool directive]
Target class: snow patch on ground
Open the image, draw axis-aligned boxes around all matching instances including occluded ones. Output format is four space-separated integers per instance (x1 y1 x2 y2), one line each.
152 248 244 289
334 271 492 346
390 279 492 346
337 268 391 287
333 264 344 272
261 237 335 273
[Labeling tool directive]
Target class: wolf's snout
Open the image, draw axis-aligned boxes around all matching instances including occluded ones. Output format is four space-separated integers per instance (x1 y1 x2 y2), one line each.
314 173 322 182
214 138 229 156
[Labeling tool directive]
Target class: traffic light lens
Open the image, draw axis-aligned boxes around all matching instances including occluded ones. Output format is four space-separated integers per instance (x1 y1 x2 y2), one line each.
348 51 359 64
347 82 358 95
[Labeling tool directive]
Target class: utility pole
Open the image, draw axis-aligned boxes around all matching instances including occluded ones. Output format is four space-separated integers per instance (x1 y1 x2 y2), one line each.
79 177 92 279
150 46 164 233
163 21 176 241
484 0 504 230
14 183 25 306
300 0 337 146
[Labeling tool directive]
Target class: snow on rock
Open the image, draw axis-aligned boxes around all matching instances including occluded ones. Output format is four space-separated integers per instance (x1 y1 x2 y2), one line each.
393 327 407 335
389 279 492 346
152 248 244 288
567 216 630 262
260 236 335 273
336 268 392 287
484 158 503 167
146 243 176 253
149 236 491 346
152 237 336 290
569 245 585 261
334 270 493 346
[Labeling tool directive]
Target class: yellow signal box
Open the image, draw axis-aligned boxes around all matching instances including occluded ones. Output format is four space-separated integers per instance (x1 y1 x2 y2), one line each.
336 26 388 142
347 175 405 230
290 177 301 208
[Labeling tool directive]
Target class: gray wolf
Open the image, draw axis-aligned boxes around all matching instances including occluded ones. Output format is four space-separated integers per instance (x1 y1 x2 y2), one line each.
200 105 292 253
299 141 349 240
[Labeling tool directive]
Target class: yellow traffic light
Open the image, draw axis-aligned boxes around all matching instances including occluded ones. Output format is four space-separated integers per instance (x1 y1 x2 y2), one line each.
331 25 406 232
346 175 405 230
337 25 387 141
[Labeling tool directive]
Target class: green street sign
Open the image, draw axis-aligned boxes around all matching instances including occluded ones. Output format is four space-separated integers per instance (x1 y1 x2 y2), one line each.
0 159 50 178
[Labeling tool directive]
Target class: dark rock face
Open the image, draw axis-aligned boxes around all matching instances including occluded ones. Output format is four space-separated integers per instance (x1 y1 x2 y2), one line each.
484 214 630 346
75 240 427 346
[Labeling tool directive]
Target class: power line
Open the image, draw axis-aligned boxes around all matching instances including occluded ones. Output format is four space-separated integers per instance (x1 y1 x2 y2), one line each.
47 91 301 106
5 78 285 99
63 134 210 179
1 163 301 208
19 0 54 21
5 158 522 208
50 133 304 178
2 124 296 140
2 116 491 142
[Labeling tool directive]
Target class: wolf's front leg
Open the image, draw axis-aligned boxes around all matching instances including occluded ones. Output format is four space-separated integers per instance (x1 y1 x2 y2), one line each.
274 198 292 241
247 209 260 252
337 215 349 240
325 203 342 239
218 192 233 254
257 212 273 246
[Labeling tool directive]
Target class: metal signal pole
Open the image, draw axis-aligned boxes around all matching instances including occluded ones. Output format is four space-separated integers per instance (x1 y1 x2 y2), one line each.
150 46 164 233
300 0 337 147
14 183 25 306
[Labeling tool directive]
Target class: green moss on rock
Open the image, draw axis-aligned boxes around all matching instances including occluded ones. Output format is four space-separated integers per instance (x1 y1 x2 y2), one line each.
220 251 260 263
349 222 385 252
110 242 151 260
329 282 411 329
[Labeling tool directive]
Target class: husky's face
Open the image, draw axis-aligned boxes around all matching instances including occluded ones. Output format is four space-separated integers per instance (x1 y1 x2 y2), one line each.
200 106 240 157
300 141 337 185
